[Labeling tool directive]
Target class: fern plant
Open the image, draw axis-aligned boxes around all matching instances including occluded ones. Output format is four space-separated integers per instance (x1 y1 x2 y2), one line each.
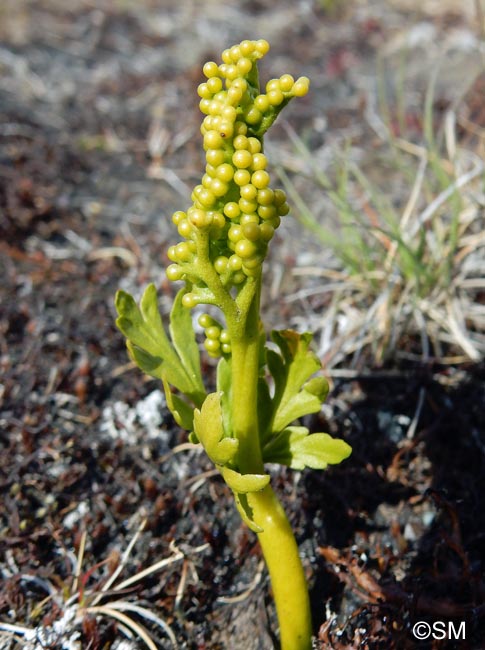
115 39 351 649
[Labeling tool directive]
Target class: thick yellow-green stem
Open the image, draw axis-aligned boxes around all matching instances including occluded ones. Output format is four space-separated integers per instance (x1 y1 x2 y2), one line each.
229 283 264 475
250 486 313 650
228 279 312 650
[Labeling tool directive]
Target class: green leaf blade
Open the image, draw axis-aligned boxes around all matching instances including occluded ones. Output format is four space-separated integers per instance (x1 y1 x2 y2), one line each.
169 289 205 397
263 426 351 470
221 466 270 493
162 379 195 431
268 329 328 433
193 392 239 466
115 284 205 403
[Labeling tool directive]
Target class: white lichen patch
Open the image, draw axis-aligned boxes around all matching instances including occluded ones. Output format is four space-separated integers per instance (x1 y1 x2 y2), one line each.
100 389 170 447
62 500 90 530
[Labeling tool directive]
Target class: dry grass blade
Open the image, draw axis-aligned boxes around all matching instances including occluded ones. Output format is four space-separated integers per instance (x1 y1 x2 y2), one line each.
113 548 184 592
87 601 179 649
217 559 265 604
411 154 484 238
281 71 485 365
0 524 203 649
85 605 160 650
93 519 148 601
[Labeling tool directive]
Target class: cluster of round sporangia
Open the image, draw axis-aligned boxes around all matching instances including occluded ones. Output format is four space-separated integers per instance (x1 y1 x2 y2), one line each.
166 39 309 293
198 313 231 358
197 39 310 137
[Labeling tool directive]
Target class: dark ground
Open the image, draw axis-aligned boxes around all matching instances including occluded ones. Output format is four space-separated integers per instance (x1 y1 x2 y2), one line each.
1 1 485 648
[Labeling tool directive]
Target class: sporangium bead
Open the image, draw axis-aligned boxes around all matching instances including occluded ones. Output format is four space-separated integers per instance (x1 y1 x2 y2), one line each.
240 184 258 201
202 116 214 131
229 45 242 61
268 215 281 229
189 208 213 228
214 256 229 274
166 264 184 281
210 212 225 229
175 242 192 261
242 263 261 277
231 77 248 91
266 79 280 92
227 86 243 106
257 188 274 205
205 325 221 340
292 76 310 97
223 202 240 219
238 198 258 214
204 338 221 355
243 222 260 241
232 150 253 169
208 100 223 116
210 178 229 197
245 107 262 125
167 245 177 262
203 61 219 78
207 77 223 94
206 148 226 166
220 329 230 344
221 105 237 122
221 49 232 64
260 222 275 241
228 254 243 271
197 83 212 99
198 313 214 329
178 219 193 238
203 130 224 150
254 94 270 112
237 57 252 75
255 39 270 56
268 89 284 106
279 74 295 92
258 204 277 220
215 163 234 183
199 99 211 114
201 173 212 188
233 135 249 150
228 224 243 243
251 170 270 189
221 343 232 354
251 153 267 170
211 116 222 131
219 121 234 138
239 40 254 57
247 137 262 154
172 210 186 225
273 188 287 206
235 239 257 259
232 271 246 284
234 169 251 186
277 202 290 216
193 187 215 208
182 293 198 309
233 121 248 136
225 65 239 81
240 213 259 225
242 254 262 269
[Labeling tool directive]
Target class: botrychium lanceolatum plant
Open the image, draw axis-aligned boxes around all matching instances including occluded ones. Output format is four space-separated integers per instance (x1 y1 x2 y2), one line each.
115 39 351 650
